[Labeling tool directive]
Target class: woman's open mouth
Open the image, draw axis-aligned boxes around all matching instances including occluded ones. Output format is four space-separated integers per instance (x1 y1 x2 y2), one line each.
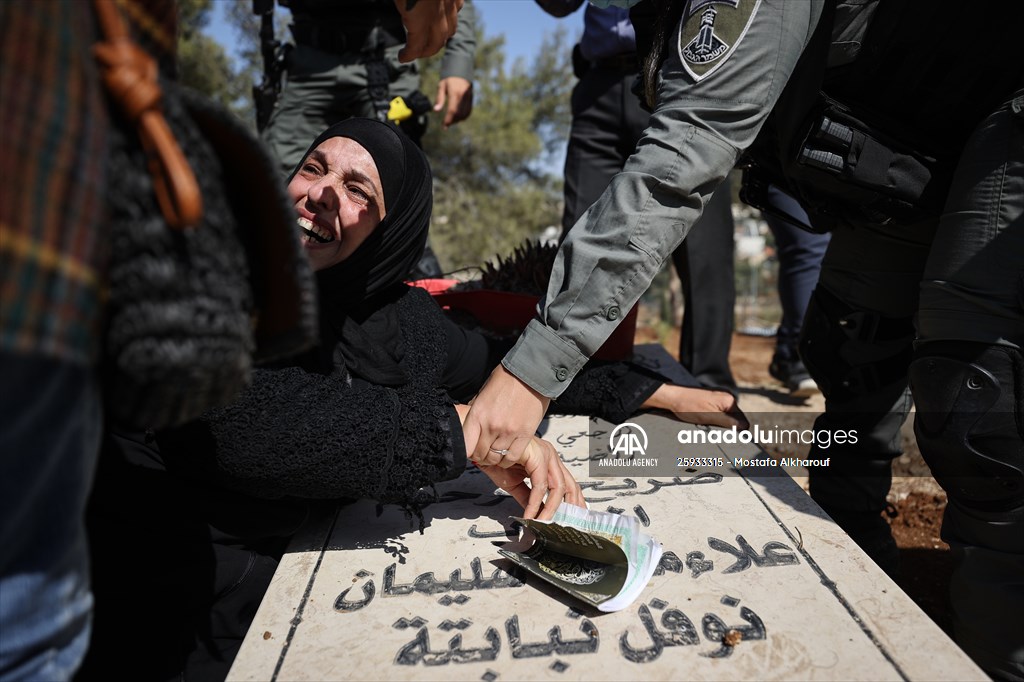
298 216 334 244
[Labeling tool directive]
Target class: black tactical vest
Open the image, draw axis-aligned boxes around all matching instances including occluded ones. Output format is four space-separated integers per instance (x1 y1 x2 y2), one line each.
742 0 1024 231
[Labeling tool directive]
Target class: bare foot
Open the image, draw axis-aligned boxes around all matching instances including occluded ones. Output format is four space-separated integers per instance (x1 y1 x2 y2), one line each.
642 384 750 430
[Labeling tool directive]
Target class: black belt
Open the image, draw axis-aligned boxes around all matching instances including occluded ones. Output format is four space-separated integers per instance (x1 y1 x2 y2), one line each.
291 22 402 54
590 53 638 72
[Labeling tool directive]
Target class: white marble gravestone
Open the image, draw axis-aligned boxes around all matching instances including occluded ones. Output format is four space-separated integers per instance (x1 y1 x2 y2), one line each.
228 347 983 681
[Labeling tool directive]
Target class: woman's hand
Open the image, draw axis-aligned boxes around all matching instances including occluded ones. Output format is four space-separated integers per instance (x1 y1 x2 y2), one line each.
642 383 750 430
476 437 585 520
456 405 582 519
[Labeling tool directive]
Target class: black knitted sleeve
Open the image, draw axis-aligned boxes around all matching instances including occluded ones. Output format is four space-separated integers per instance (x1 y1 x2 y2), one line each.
158 366 466 504
440 317 514 403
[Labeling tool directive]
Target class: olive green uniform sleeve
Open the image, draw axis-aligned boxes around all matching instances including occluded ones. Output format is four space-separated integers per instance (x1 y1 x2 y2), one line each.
503 0 826 397
439 0 477 81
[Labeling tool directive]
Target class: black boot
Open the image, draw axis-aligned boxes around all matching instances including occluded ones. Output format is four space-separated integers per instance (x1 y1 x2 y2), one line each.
769 353 819 398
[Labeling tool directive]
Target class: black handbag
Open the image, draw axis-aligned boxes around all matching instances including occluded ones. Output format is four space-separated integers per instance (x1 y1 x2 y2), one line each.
94 0 318 429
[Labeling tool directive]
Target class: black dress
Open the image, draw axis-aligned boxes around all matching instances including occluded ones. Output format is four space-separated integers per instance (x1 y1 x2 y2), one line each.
79 287 673 681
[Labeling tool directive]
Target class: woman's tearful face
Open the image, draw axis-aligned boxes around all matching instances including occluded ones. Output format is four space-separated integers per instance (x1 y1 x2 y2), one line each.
288 136 386 272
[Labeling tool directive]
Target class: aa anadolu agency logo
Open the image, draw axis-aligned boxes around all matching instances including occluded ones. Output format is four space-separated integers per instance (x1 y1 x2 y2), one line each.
609 422 648 457
594 421 661 476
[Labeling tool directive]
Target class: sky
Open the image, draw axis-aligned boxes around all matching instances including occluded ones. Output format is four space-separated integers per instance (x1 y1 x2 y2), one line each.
206 0 584 67
470 0 584 63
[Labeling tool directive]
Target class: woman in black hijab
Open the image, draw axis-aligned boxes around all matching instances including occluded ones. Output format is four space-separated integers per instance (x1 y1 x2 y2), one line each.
83 120 583 682
82 120 742 680
274 118 741 512
274 118 584 514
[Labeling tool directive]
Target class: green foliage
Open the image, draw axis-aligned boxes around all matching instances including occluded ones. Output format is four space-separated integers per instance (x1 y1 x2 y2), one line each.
420 28 575 272
224 0 262 87
176 0 210 37
177 0 254 124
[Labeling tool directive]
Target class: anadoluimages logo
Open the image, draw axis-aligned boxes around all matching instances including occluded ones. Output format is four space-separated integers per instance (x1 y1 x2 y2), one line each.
609 422 648 457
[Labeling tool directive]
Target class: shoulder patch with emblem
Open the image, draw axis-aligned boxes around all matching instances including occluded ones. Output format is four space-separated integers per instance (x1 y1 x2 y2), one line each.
678 0 762 81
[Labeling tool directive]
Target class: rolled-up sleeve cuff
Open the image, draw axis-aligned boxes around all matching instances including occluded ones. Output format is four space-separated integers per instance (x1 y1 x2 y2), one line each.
501 320 589 399
440 54 475 82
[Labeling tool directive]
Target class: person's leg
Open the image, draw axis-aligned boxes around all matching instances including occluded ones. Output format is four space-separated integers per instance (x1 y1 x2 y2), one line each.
800 217 935 577
763 185 831 395
561 67 643 236
911 90 1024 679
262 46 373 177
0 353 101 681
674 178 737 389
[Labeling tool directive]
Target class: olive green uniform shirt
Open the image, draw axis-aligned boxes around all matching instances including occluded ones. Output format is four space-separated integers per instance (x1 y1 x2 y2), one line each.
264 0 477 174
504 0 827 397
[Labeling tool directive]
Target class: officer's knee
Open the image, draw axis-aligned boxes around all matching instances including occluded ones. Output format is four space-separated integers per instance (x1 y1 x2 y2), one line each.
799 286 915 403
909 341 1024 549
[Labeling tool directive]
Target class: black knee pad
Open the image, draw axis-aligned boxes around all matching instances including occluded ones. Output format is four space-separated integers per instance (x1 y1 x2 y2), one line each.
909 342 1024 515
799 286 915 402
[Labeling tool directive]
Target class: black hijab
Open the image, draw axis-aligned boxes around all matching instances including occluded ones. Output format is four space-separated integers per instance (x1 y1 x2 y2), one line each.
290 118 432 386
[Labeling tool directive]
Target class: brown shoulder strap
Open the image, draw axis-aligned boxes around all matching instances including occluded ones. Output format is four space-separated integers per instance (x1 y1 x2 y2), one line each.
92 0 202 230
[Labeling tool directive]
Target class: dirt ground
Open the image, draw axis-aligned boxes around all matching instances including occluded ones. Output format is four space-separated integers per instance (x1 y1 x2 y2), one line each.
634 324 954 636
